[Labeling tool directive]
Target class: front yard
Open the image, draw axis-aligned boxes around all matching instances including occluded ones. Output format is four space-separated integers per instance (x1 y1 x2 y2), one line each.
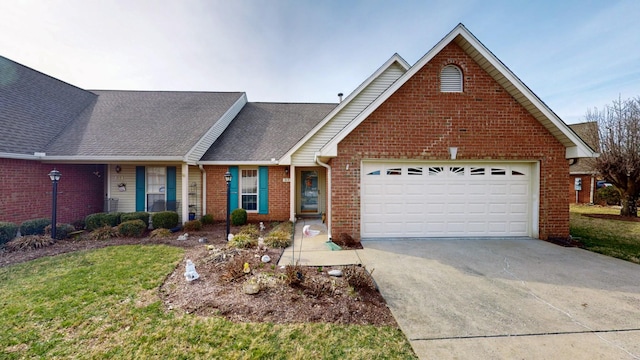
570 204 640 264
0 244 415 359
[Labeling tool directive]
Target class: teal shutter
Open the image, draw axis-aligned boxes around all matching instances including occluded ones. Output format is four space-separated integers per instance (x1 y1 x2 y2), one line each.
229 166 239 211
166 167 176 203
258 166 268 214
135 166 145 211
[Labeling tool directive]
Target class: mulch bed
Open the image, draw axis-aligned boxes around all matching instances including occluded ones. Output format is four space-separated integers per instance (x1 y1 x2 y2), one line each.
0 223 398 327
582 213 640 222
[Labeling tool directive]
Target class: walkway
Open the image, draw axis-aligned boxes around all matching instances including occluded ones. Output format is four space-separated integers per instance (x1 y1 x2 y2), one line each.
277 218 362 266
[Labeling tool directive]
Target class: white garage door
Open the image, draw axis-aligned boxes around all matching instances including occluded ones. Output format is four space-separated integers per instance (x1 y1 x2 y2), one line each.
361 162 534 238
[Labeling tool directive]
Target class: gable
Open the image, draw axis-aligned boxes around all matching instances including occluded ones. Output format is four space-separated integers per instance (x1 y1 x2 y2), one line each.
280 54 410 166
338 41 565 159
320 24 597 160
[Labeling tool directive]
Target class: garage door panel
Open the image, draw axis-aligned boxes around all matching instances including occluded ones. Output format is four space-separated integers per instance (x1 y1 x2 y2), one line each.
361 162 533 238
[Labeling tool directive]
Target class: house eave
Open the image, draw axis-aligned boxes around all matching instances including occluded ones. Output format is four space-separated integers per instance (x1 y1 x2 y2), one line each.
197 160 281 166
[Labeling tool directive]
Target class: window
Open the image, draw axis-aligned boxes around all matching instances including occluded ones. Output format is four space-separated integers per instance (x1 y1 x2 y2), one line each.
147 166 166 212
241 169 258 211
386 167 402 175
470 167 485 176
441 65 463 92
366 170 381 175
450 166 465 176
408 167 423 175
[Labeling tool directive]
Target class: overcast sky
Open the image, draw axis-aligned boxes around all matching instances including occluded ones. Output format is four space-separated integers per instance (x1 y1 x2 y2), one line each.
1 0 638 124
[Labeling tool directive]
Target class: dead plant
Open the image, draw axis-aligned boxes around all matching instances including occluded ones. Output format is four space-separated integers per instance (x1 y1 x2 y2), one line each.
5 235 55 251
343 265 377 292
284 263 305 286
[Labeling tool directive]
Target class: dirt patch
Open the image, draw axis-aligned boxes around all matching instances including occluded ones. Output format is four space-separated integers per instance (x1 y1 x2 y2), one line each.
1 223 397 327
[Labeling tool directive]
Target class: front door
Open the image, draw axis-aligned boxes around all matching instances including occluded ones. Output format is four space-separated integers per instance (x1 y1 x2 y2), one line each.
300 170 319 213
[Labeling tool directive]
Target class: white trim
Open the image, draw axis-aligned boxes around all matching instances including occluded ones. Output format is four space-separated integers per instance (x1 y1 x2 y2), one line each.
315 154 331 239
181 163 189 223
289 165 296 221
197 161 279 166
239 167 259 213
184 93 248 163
278 54 410 165
320 23 597 160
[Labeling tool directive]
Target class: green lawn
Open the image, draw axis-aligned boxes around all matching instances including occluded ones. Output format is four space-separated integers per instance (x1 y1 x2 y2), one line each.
0 245 416 359
570 204 640 264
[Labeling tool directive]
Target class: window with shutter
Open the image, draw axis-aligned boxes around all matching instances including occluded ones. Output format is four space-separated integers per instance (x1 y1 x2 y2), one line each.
440 65 463 92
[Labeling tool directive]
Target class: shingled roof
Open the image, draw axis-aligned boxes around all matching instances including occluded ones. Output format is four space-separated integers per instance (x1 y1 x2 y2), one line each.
0 56 97 155
569 121 599 174
44 90 245 159
200 102 337 162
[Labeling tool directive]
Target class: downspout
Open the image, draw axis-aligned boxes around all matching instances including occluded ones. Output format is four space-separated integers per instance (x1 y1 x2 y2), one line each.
199 164 207 215
315 154 331 240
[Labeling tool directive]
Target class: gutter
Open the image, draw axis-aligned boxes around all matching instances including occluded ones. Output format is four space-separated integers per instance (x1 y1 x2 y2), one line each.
199 164 207 215
315 153 331 240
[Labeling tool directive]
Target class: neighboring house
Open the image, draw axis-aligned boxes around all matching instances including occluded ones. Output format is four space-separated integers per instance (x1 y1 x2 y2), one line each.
568 122 599 204
0 24 596 242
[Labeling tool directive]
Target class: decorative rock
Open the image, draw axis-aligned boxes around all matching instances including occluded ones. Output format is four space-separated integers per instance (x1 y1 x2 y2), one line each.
198 237 207 243
258 237 264 246
261 255 271 263
177 233 189 241
243 281 260 295
227 233 234 241
328 269 343 277
184 259 200 281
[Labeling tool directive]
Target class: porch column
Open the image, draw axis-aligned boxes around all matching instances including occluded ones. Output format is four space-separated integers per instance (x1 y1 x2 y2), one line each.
289 165 296 221
182 163 189 223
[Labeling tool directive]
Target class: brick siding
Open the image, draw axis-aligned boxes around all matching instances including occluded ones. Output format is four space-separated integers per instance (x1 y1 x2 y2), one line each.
569 174 595 204
0 159 105 225
330 42 570 241
204 165 290 223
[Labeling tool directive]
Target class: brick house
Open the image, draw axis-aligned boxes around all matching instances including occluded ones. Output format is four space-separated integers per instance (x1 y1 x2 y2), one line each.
0 24 596 242
568 122 599 204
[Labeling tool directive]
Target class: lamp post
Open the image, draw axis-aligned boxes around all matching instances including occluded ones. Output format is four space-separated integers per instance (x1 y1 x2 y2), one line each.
224 171 232 240
48 169 61 240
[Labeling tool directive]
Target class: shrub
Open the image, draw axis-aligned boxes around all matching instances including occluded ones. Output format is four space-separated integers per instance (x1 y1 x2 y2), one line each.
183 220 203 232
231 208 247 226
0 222 18 246
71 218 85 231
284 263 305 286
85 212 120 231
118 220 147 238
89 226 119 240
237 224 259 238
6 235 55 251
149 228 172 239
228 233 257 249
200 214 214 225
272 221 293 234
221 254 250 282
121 212 150 227
45 223 76 240
264 230 292 248
597 186 621 205
343 265 377 292
20 218 51 236
151 211 179 229
182 220 202 231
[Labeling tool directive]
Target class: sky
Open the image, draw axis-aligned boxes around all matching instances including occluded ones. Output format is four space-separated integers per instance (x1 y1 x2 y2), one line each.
1 0 638 124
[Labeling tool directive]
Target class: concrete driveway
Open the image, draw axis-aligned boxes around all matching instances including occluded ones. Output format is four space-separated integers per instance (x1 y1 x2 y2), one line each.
358 239 640 359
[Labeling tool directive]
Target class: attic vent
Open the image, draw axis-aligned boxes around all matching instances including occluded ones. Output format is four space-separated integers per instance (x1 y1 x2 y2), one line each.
440 65 463 92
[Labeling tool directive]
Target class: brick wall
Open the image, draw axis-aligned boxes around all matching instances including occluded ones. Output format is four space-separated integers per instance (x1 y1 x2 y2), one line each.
569 174 595 204
331 42 570 241
204 165 290 222
0 159 105 224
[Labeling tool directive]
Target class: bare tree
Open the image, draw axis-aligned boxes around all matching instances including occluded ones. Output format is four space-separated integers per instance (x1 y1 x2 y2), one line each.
585 96 640 216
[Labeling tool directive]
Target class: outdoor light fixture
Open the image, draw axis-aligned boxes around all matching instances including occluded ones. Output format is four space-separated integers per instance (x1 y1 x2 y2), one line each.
48 169 61 239
449 147 458 160
224 171 232 240
115 165 121 173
